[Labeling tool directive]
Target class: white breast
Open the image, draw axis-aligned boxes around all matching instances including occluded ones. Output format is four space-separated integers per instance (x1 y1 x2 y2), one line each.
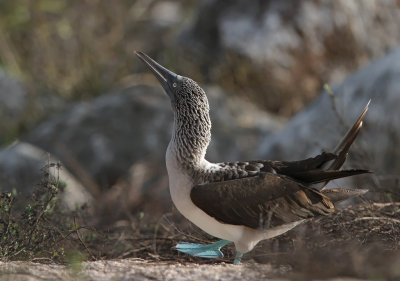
166 142 246 241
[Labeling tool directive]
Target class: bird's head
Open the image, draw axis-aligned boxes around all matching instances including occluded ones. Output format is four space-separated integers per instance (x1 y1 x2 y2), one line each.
136 51 212 165
136 51 209 117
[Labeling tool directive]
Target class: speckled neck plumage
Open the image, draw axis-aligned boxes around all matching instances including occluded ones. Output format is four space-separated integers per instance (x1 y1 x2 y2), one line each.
169 78 211 169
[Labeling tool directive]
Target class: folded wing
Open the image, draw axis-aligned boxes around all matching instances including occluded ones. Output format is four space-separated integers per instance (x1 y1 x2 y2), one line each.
191 173 335 229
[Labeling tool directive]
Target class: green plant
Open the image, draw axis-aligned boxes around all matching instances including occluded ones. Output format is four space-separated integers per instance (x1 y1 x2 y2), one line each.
0 162 93 261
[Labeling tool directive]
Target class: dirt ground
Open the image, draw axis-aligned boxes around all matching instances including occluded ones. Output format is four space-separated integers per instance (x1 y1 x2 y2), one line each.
1 202 400 281
0 259 373 281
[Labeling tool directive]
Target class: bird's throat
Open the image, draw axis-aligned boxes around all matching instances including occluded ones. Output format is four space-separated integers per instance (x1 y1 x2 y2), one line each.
170 110 211 170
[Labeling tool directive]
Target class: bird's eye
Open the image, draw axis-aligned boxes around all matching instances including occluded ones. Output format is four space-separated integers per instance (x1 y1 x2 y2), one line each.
172 82 177 88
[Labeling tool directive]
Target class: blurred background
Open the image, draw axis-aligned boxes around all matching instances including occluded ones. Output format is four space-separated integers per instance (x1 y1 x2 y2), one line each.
0 0 400 221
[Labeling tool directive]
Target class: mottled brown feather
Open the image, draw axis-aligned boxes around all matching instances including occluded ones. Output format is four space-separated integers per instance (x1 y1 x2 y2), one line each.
191 173 335 229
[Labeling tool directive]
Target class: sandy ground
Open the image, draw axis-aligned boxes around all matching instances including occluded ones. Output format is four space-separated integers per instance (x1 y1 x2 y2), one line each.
0 259 370 281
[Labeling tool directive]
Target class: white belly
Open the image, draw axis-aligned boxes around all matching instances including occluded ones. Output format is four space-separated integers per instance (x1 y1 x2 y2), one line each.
169 177 263 253
170 178 245 241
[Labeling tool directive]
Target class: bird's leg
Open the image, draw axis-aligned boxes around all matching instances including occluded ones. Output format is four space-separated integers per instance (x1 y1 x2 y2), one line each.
233 252 243 265
175 239 231 259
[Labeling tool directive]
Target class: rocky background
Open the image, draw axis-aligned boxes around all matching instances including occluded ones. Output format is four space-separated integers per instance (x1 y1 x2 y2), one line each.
1 0 400 280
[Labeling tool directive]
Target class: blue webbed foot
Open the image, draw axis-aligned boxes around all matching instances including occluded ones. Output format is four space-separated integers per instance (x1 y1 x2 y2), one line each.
233 252 243 265
175 240 231 259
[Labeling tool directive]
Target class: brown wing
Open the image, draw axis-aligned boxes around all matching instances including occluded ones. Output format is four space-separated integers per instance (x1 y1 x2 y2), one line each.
191 173 335 229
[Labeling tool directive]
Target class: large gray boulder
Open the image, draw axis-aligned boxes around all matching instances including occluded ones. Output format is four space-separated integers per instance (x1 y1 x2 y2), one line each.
259 47 400 198
182 0 400 115
26 86 173 191
0 142 92 209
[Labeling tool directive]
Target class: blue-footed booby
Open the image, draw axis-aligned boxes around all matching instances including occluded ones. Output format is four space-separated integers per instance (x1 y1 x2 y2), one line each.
135 51 370 264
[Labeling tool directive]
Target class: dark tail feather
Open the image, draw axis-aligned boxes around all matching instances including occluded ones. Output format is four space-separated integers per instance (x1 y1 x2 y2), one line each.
320 100 370 189
321 188 368 204
330 100 370 169
291 169 371 184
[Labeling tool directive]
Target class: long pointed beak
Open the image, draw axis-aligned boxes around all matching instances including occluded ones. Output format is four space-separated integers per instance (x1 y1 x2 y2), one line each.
135 51 178 99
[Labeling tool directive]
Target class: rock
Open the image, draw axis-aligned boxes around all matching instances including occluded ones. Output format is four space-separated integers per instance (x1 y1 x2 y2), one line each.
26 86 173 191
206 86 284 162
181 0 400 115
22 85 282 211
258 47 400 198
150 1 183 27
0 142 93 209
0 142 42 194
0 69 29 144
